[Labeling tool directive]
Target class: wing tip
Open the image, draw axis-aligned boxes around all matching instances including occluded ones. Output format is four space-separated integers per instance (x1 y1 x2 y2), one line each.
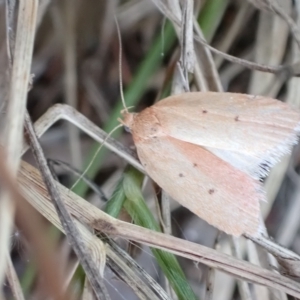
251 121 300 179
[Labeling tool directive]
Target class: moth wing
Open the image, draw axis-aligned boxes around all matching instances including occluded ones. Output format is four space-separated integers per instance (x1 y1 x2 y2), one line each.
153 92 300 178
135 135 262 236
205 148 267 179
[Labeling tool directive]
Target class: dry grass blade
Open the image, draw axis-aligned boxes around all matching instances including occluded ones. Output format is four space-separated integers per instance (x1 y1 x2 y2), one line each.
177 3 192 92
24 112 110 300
161 191 172 235
248 0 290 95
5 1 37 170
0 148 70 300
245 240 268 299
193 20 223 91
62 0 82 169
105 247 164 300
204 267 215 300
230 239 252 300
106 239 170 300
18 160 164 300
17 161 300 298
0 0 38 292
152 0 222 91
204 234 220 300
5 0 17 65
179 0 194 75
246 234 300 277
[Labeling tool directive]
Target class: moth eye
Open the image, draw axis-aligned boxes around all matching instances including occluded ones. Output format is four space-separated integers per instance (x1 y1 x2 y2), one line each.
124 126 131 133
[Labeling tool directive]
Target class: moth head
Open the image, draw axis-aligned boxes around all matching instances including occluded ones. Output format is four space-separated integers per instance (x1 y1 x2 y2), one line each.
119 110 137 133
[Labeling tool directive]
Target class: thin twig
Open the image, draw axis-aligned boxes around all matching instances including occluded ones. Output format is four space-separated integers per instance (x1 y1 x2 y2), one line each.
24 111 111 300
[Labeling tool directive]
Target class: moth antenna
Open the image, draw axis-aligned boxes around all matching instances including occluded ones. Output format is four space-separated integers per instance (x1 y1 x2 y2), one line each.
114 15 128 113
70 124 123 191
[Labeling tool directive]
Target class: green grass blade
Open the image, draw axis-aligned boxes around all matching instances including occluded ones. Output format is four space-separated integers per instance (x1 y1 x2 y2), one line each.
104 177 127 218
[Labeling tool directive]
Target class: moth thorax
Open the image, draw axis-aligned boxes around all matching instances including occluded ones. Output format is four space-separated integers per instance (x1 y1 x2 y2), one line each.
133 110 163 138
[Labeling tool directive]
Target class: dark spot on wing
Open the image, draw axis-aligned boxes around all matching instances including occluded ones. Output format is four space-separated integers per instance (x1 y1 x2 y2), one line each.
193 163 197 167
151 127 157 132
208 189 215 195
235 116 239 121
202 110 208 114
179 173 184 177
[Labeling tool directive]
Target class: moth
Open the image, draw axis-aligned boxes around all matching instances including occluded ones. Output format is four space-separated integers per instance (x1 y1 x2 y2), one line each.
120 92 300 236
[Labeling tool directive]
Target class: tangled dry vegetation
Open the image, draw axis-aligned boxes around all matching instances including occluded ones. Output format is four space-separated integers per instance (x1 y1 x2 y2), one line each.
2 0 300 299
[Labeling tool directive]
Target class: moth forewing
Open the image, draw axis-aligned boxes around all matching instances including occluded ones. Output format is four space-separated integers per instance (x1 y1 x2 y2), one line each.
134 135 262 236
152 92 300 179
